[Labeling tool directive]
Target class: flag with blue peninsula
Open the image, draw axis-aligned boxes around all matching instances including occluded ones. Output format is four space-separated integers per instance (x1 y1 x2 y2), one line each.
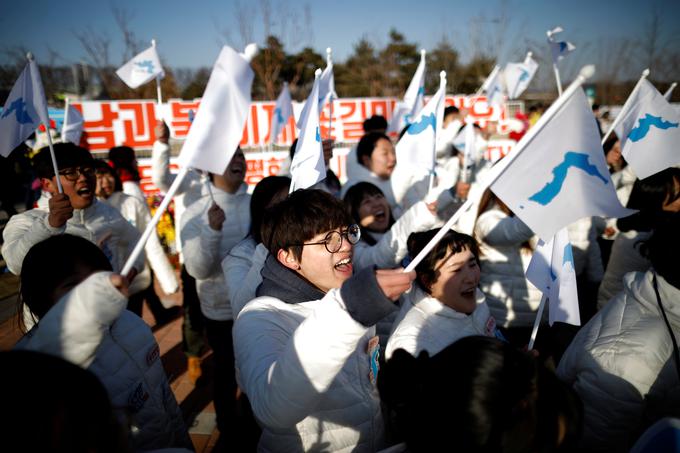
388 50 427 134
289 70 326 193
490 89 634 241
116 44 165 89
547 26 575 64
504 55 539 99
613 79 680 179
269 82 293 144
0 59 49 157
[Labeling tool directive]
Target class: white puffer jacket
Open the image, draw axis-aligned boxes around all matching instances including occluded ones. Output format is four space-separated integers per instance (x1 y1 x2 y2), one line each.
180 184 250 320
14 273 191 452
221 237 269 319
474 209 542 327
597 230 651 309
102 191 179 295
2 198 144 276
557 270 680 452
386 286 498 359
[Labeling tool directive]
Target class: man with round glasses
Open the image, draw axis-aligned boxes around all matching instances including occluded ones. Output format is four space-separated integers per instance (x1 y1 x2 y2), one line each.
2 143 144 278
234 189 415 452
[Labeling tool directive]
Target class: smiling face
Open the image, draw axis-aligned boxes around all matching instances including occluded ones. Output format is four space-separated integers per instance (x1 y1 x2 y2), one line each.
95 171 117 199
358 192 391 233
224 148 246 186
427 247 481 314
362 138 396 180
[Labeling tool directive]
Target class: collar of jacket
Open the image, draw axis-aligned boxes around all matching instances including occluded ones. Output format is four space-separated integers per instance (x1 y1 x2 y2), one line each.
409 284 488 320
256 254 326 304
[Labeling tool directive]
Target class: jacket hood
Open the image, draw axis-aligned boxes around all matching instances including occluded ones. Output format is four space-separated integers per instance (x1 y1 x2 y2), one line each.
624 270 680 321
256 254 326 304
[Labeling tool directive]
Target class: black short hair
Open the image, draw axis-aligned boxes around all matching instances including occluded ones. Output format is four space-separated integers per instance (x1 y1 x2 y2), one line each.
407 229 480 293
93 159 123 193
641 212 680 288
32 143 94 179
261 189 353 261
343 182 395 245
363 115 388 133
356 132 390 166
444 106 460 117
250 176 291 243
108 145 139 181
618 168 680 232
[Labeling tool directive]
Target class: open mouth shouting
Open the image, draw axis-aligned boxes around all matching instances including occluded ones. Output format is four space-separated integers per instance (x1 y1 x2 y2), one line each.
334 255 353 276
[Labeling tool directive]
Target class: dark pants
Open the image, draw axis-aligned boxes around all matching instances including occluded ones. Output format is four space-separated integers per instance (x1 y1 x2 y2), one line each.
205 318 236 435
181 265 205 357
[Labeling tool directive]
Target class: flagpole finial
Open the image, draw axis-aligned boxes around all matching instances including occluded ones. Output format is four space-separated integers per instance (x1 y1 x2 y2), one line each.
526 51 533 59
440 70 447 88
578 65 596 81
420 49 426 60
26 52 34 61
326 47 332 65
151 39 156 47
243 43 259 62
642 68 650 78
314 68 322 79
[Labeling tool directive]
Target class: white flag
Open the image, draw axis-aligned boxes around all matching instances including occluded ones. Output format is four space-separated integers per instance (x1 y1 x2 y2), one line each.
388 50 427 133
484 66 506 107
270 82 293 144
547 27 575 63
525 228 580 326
613 79 680 179
0 59 49 157
490 88 634 240
394 78 446 179
297 56 336 129
460 121 476 182
61 104 84 145
116 44 165 89
504 56 539 99
290 71 325 193
178 45 254 175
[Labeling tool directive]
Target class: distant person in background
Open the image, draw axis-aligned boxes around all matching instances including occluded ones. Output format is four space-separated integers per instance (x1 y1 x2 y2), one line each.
345 115 388 182
108 145 146 202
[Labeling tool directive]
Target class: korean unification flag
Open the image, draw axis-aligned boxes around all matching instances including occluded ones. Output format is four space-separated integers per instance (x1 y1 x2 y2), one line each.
388 52 426 133
613 79 680 179
504 56 538 99
270 82 293 144
61 104 84 145
297 60 336 129
480 65 505 107
490 89 634 241
178 45 254 175
116 45 165 89
525 228 580 326
547 27 575 64
394 80 446 179
289 72 326 193
0 59 49 157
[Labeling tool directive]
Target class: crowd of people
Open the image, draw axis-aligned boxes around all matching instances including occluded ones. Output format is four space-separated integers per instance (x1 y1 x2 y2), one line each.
1 104 679 453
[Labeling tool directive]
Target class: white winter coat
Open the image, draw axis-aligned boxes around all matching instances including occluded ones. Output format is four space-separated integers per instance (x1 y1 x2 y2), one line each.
386 286 497 359
2 198 144 276
180 184 250 320
474 208 542 327
234 292 385 452
597 230 651 309
14 272 190 452
342 167 404 219
102 191 179 295
557 270 680 452
221 237 269 319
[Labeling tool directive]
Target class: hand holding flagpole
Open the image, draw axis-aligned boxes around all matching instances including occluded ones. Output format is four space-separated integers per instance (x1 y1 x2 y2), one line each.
404 65 597 273
601 68 650 145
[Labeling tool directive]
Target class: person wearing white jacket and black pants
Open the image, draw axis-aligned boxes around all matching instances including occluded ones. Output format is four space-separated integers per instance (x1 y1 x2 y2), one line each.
234 189 415 452
180 148 250 444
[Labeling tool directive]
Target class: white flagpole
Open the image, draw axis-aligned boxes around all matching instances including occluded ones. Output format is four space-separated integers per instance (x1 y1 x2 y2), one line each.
524 51 533 65
28 53 63 193
404 65 596 273
121 167 189 276
664 82 677 101
429 71 447 192
62 97 70 141
151 39 163 106
601 68 650 145
326 47 333 140
552 63 563 97
528 294 547 350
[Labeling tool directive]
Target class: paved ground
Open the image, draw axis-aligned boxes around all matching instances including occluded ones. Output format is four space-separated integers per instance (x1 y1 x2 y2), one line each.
0 271 223 452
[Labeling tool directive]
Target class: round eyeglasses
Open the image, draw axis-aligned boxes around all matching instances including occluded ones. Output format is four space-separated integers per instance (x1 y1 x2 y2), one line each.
58 166 96 182
294 224 361 253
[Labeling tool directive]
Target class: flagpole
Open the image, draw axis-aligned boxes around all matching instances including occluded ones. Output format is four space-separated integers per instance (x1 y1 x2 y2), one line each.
326 48 333 140
151 39 163 106
62 97 70 142
601 68 650 145
552 63 563 97
524 51 533 65
664 82 677 101
27 53 63 194
404 64 596 273
429 71 447 192
121 167 189 276
528 294 547 350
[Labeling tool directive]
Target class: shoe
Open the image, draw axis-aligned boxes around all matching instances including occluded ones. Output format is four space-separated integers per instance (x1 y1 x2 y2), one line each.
187 356 202 385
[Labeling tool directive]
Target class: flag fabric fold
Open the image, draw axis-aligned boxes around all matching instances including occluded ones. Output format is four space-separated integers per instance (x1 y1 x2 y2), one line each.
613 79 680 179
490 88 634 241
0 59 49 157
116 44 165 89
289 73 326 193
61 104 84 145
504 56 539 99
525 228 580 326
388 51 427 133
177 45 254 175
269 82 294 144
